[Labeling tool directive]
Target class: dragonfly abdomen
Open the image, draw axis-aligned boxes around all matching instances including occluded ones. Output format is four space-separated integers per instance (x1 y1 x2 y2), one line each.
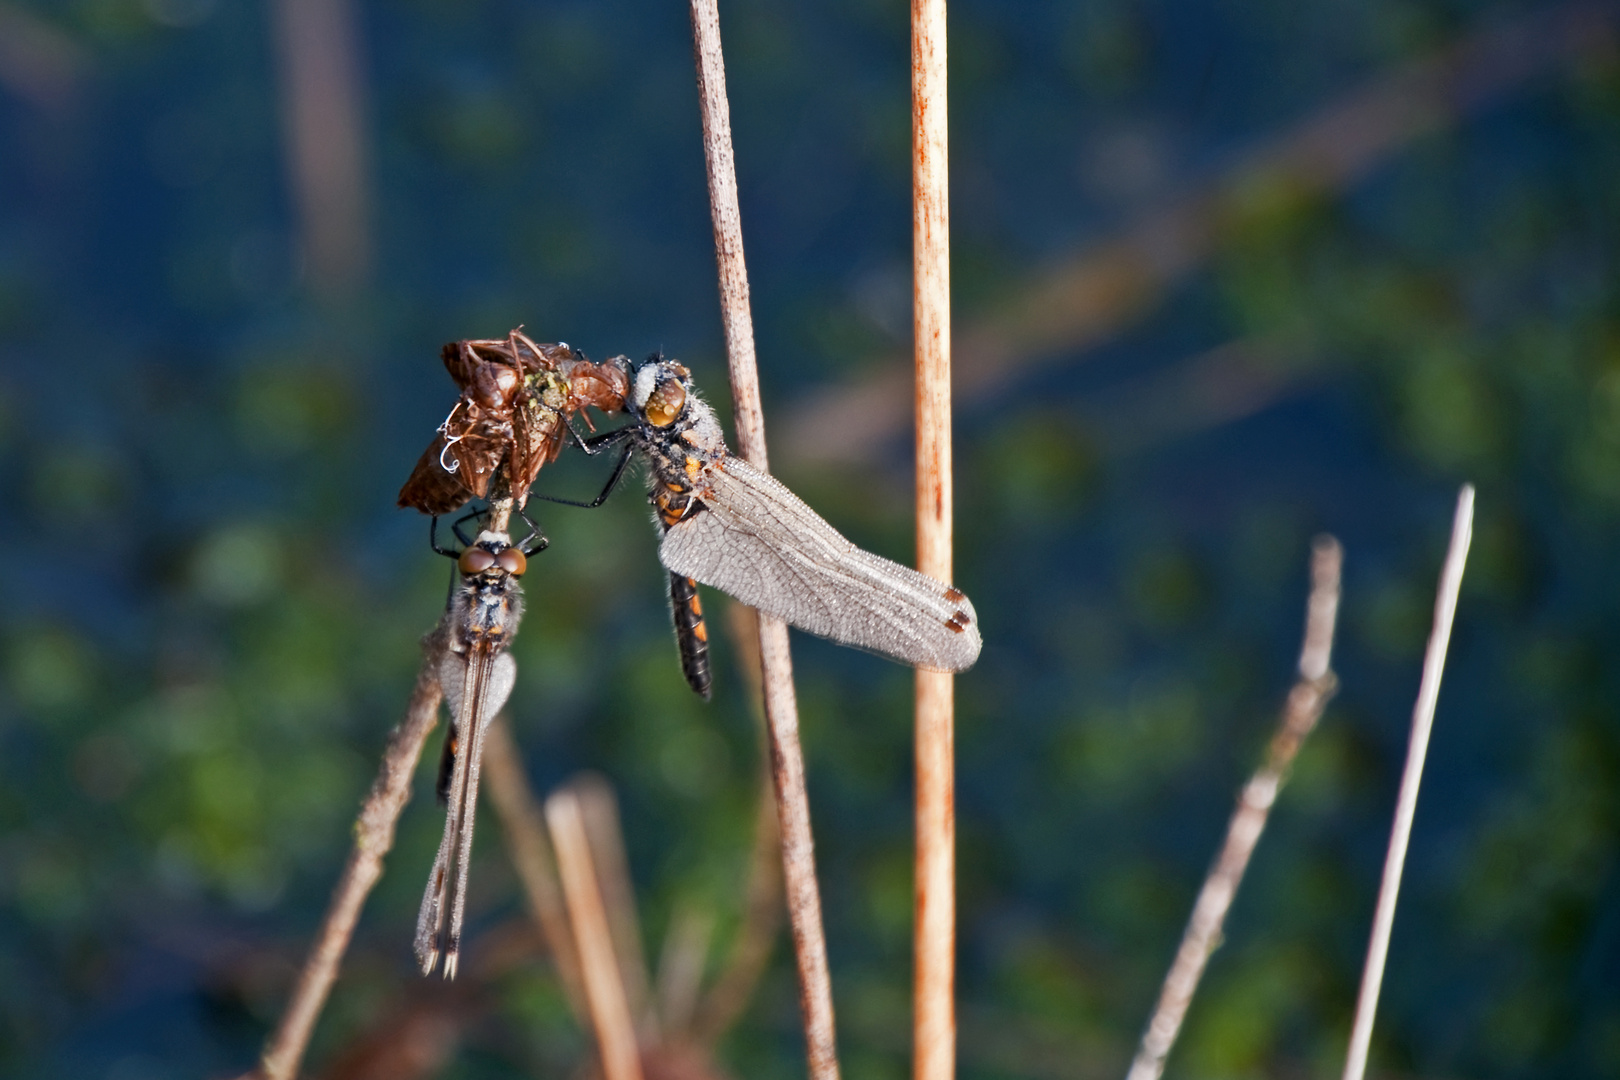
668 572 713 700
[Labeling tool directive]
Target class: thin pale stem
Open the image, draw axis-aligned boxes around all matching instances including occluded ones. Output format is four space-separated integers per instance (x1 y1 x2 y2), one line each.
912 1 954 1077
688 2 840 1077
1126 537 1345 1080
249 629 447 1080
481 714 591 1024
1342 485 1474 1080
547 789 646 1080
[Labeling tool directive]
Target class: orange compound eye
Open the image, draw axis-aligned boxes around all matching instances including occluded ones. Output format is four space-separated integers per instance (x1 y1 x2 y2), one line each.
643 379 686 427
459 547 496 574
495 548 527 576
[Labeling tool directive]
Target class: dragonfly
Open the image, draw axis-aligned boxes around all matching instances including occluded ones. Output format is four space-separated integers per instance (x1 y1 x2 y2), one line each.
397 329 628 516
413 509 544 978
400 329 623 977
543 355 982 698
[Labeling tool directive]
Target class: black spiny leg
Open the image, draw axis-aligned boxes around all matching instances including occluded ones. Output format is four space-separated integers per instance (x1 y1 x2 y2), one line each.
669 572 713 700
435 723 459 804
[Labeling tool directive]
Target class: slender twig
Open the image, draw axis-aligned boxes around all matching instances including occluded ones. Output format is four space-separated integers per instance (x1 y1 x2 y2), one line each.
249 629 448 1080
1126 537 1345 1080
1342 485 1474 1080
687 0 761 448
481 713 590 1023
911 0 954 1076
688 2 841 1077
547 788 646 1080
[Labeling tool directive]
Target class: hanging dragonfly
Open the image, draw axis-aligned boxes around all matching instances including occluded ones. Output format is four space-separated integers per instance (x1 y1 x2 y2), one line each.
413 510 544 978
397 329 628 516
542 355 982 698
399 329 625 978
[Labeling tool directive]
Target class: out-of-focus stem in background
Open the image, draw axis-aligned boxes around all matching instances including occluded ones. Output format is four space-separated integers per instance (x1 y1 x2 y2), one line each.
0 4 86 112
271 0 371 298
548 788 646 1080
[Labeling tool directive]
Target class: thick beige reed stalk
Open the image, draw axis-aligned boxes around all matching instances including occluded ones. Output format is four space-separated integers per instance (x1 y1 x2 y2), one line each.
911 0 954 1078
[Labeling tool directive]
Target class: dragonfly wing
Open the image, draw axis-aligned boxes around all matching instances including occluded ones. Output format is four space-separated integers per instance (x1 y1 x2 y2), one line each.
416 646 516 976
658 456 981 672
439 648 517 728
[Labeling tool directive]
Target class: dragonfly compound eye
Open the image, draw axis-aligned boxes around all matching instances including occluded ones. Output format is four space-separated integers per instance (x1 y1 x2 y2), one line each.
643 379 687 427
495 548 527 576
459 547 496 574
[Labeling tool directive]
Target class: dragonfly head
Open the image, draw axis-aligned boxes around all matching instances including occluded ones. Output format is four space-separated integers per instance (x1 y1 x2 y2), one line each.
629 356 693 429
457 531 527 577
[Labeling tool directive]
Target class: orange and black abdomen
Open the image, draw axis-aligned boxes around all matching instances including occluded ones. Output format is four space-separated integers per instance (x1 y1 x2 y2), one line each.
668 572 712 700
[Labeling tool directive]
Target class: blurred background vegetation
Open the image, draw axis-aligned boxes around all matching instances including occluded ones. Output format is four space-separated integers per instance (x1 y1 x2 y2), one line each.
2 0 1618 1077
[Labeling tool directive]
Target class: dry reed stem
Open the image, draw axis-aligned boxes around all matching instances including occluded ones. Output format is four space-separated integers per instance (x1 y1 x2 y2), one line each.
1342 485 1474 1080
689 2 841 1076
692 767 784 1042
656 905 717 1036
270 0 370 295
1126 537 1345 1080
755 618 840 1077
250 631 447 1080
547 788 646 1080
911 0 954 1076
480 714 590 1023
779 0 1611 467
686 0 759 453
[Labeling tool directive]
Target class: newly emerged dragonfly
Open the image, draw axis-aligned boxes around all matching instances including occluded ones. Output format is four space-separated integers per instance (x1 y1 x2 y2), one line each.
413 510 544 978
549 356 982 698
397 329 628 516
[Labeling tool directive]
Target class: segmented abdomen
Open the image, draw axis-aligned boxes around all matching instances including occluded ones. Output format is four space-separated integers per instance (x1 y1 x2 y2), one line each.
668 571 712 700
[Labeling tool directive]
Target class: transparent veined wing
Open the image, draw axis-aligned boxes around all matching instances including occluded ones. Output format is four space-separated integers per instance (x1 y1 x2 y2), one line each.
658 456 981 672
415 644 516 977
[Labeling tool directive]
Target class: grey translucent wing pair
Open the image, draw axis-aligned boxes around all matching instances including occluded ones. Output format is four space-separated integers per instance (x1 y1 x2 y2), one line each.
413 645 516 978
659 455 981 672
